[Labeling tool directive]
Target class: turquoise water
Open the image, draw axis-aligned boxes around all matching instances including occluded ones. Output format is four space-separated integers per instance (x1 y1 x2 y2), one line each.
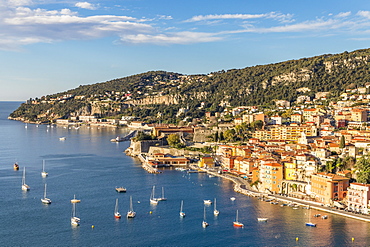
0 102 369 246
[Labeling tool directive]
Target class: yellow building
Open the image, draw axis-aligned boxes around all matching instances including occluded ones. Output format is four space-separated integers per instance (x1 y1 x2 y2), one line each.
252 123 317 141
198 156 214 168
284 162 297 180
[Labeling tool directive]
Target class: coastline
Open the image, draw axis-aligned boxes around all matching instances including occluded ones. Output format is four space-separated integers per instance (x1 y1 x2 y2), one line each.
198 167 370 223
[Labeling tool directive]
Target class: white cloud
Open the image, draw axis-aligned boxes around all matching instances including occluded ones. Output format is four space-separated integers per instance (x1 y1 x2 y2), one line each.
75 2 98 10
336 12 351 18
120 31 223 45
185 12 294 23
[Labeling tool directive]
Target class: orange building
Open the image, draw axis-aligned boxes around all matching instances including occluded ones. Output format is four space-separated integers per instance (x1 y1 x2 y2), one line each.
310 172 350 205
259 162 283 194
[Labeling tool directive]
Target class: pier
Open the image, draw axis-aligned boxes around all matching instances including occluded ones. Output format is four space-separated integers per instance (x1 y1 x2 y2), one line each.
138 154 161 174
111 130 137 142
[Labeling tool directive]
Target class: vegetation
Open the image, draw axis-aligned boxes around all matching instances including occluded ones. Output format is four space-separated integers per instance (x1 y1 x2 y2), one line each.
9 48 370 123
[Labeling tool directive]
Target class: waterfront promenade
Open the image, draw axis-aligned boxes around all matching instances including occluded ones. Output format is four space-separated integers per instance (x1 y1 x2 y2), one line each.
198 166 370 223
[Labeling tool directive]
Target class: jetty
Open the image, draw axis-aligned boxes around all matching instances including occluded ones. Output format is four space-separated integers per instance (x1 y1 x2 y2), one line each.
111 130 137 142
138 154 161 174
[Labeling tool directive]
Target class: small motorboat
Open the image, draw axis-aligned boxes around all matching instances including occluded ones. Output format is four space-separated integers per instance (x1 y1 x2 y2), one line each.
257 217 268 222
13 163 19 170
230 197 236 201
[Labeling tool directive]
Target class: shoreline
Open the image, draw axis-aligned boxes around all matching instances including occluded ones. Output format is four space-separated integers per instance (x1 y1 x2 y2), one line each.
198 167 370 223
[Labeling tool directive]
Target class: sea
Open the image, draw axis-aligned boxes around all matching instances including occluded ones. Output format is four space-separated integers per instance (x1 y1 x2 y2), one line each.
0 101 369 247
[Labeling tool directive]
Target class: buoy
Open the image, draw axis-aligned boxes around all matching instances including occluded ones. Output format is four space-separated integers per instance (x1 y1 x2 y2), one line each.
92 225 95 229
352 237 354 242
149 211 152 214
296 237 299 241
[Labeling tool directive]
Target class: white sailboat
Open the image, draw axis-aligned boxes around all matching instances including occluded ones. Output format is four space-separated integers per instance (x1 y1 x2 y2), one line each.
71 202 80 226
158 187 167 201
179 200 185 217
41 160 48 177
21 167 30 191
233 210 244 227
202 205 209 228
127 196 136 218
41 183 52 204
114 198 121 219
150 186 159 204
213 198 219 216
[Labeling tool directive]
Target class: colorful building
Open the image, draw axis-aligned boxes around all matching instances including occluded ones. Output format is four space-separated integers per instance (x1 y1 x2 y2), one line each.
310 172 350 205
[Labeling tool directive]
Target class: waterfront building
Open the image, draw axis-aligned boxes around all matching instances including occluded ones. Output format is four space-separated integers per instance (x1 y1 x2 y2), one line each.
347 183 370 214
198 156 214 168
310 172 350 205
258 162 283 194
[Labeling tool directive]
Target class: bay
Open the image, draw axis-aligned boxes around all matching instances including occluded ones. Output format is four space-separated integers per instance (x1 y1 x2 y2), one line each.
0 101 369 246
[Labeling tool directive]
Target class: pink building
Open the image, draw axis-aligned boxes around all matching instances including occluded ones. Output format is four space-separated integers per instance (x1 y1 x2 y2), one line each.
347 183 370 214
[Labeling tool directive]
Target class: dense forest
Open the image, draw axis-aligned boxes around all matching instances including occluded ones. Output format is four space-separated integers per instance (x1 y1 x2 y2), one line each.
9 48 370 123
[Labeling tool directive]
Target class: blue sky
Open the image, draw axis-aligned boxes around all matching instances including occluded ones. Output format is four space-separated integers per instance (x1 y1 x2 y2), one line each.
2 0 370 101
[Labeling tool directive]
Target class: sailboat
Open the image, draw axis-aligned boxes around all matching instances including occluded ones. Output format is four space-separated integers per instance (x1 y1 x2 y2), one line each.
233 210 244 227
41 183 52 204
305 210 317 227
150 186 159 204
214 198 219 216
158 187 167 201
21 167 30 191
179 200 186 217
127 196 136 218
202 205 209 228
114 198 121 219
71 202 80 226
41 160 48 177
70 194 81 203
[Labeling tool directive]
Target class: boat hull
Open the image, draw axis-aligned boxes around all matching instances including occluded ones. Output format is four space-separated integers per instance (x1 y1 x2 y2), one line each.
233 222 244 227
305 222 316 227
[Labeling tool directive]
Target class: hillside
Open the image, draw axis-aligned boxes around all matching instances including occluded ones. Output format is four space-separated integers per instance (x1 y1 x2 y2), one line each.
9 48 370 123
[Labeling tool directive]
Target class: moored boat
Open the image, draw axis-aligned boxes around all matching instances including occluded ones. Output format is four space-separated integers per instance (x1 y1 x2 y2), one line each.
150 186 159 204
21 167 30 191
114 198 121 219
179 200 185 218
204 199 212 205
158 187 167 201
41 160 48 177
127 196 136 218
213 198 219 216
202 206 209 228
115 187 127 193
257 217 268 222
233 210 244 227
41 183 52 204
71 202 80 226
70 194 81 203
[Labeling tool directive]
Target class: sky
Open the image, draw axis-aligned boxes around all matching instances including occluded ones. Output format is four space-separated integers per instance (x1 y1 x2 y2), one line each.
2 0 370 101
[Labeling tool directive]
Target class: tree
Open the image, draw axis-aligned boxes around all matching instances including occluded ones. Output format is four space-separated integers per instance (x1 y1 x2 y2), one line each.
354 155 370 184
167 134 181 148
339 135 345 149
